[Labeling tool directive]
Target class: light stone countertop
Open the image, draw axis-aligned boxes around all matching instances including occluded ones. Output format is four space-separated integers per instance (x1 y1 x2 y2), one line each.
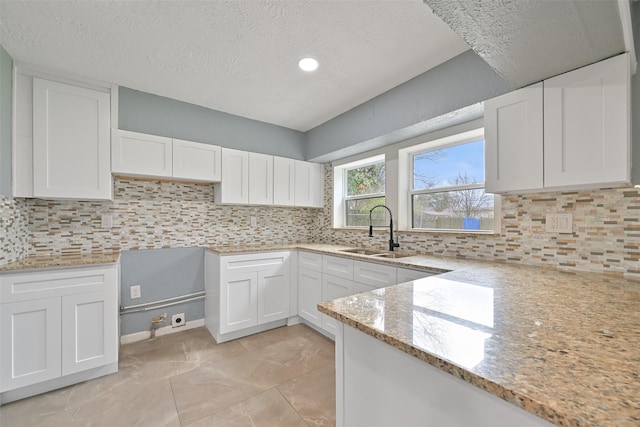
0 251 121 273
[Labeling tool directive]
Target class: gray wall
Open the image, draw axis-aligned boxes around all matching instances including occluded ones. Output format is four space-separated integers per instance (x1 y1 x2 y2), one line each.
0 45 12 197
305 50 512 162
119 87 306 160
120 247 205 335
632 2 640 184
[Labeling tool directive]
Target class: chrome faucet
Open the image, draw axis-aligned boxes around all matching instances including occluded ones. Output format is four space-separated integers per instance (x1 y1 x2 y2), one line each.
368 204 400 252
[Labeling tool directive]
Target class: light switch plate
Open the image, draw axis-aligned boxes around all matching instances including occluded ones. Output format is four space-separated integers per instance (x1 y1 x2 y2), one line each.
101 214 113 229
546 213 572 233
250 217 257 227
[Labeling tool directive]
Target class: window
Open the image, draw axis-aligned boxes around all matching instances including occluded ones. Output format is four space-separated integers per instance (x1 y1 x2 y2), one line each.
410 137 494 231
342 157 386 227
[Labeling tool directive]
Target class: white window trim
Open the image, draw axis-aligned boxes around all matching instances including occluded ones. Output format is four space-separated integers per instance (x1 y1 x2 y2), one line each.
399 127 501 233
333 154 385 228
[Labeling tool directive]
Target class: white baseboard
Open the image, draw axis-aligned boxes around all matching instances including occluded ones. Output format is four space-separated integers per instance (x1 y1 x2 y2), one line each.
120 318 205 345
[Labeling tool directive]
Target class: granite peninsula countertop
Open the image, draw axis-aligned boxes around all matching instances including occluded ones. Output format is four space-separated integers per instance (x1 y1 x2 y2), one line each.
319 260 640 427
0 251 121 273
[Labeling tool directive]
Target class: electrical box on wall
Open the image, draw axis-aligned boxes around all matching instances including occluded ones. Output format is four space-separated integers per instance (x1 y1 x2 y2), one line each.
172 313 185 328
546 213 572 233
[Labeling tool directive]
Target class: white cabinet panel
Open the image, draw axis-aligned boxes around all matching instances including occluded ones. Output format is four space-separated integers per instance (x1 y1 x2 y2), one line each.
321 274 353 335
112 130 173 177
544 53 630 188
323 255 354 280
61 291 117 375
220 271 258 334
249 153 274 205
298 268 323 328
215 148 249 204
0 298 62 391
294 160 323 208
353 261 396 289
257 269 290 324
32 77 112 200
485 83 543 193
273 156 296 206
298 251 322 272
172 139 221 182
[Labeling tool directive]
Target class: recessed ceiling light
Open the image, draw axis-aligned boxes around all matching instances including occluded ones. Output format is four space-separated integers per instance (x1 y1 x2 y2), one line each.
298 57 318 72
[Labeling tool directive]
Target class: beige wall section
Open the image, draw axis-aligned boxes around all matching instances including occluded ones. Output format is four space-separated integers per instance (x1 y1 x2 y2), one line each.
318 164 640 279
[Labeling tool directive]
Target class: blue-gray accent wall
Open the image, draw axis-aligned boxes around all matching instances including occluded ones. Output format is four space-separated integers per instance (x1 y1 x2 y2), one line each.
305 50 512 162
119 247 205 336
0 45 12 197
119 87 306 160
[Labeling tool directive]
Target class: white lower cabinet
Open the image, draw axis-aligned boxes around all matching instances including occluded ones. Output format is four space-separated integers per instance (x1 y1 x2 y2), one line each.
206 251 291 342
321 274 354 334
0 264 119 400
396 267 435 284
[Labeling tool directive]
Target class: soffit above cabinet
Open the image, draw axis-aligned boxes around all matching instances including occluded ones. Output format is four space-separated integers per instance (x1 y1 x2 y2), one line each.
425 0 628 88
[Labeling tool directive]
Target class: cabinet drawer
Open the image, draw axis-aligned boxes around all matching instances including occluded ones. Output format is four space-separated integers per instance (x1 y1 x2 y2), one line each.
222 252 290 273
396 268 434 284
323 255 354 280
0 265 117 303
353 261 396 289
298 251 322 272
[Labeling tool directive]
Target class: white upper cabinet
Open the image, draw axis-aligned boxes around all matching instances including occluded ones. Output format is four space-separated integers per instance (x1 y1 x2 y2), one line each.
485 83 543 193
30 77 112 200
484 53 630 194
248 153 274 205
294 160 323 208
112 130 173 178
215 148 249 204
544 53 630 188
273 156 296 206
173 138 221 182
111 130 222 183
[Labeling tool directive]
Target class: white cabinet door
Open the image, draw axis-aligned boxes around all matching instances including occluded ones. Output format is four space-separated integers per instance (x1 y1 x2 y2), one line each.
257 268 290 324
61 291 117 376
0 298 62 391
298 268 323 328
112 130 173 178
353 261 396 289
273 156 296 206
172 139 221 182
32 78 112 200
485 83 543 193
248 153 274 205
216 148 249 204
321 274 353 335
294 160 323 207
544 53 630 188
323 255 354 280
396 267 434 284
220 271 258 334
299 251 322 272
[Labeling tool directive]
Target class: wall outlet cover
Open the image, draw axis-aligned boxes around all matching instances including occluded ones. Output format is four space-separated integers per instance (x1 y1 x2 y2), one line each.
172 313 185 328
130 285 141 299
545 213 572 233
101 214 113 229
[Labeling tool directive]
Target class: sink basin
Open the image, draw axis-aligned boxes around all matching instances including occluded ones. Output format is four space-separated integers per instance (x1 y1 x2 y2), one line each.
339 248 386 256
339 248 415 259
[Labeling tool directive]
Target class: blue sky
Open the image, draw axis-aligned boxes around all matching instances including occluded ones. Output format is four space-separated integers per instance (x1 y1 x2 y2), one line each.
413 139 485 189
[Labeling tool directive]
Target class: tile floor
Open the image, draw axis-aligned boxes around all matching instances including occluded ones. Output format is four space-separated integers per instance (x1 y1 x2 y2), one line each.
0 324 336 427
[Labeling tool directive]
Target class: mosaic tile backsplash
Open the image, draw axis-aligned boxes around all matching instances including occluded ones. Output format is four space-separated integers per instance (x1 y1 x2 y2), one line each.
3 166 640 278
0 195 29 264
317 165 640 279
3 177 318 260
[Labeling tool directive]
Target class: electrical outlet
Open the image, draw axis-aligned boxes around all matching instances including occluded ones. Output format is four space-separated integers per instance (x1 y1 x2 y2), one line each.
546 213 572 233
101 214 113 229
130 285 141 299
172 313 185 328
250 216 257 227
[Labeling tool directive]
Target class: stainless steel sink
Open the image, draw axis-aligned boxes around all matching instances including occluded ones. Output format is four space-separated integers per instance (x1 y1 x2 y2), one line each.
339 248 415 259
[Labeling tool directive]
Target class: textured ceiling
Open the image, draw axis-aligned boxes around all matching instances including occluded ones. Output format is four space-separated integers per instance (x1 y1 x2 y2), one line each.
0 0 470 131
424 0 626 88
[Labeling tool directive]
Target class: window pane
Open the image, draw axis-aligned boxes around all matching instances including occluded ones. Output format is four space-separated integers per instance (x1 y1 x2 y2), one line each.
346 162 385 196
413 140 484 190
346 197 386 227
412 189 493 231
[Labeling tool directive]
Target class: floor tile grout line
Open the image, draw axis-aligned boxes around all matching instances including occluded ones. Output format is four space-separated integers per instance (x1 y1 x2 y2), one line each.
168 376 184 427
275 386 312 427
